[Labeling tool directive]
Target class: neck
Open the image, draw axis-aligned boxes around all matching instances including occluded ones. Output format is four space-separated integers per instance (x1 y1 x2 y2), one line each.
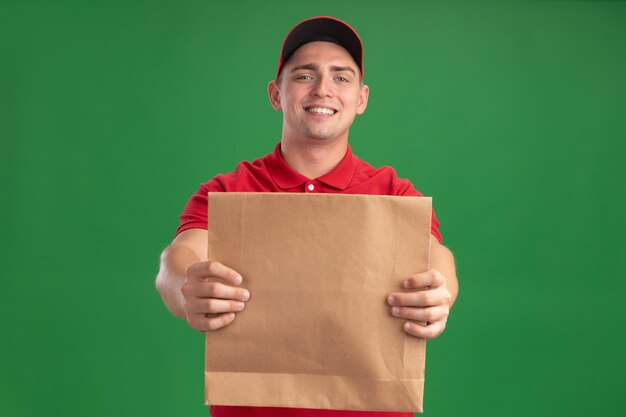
280 138 348 179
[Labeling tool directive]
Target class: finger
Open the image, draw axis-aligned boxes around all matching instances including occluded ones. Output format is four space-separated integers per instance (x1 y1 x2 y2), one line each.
187 298 246 315
391 305 448 322
192 281 251 302
403 269 445 290
188 312 236 332
403 320 445 340
187 261 243 286
388 288 449 308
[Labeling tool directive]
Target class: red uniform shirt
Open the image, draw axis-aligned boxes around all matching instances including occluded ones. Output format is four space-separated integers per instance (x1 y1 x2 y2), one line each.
177 142 441 417
177 142 441 243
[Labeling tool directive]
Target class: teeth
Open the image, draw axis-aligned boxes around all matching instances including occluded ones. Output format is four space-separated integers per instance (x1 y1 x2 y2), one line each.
307 107 335 115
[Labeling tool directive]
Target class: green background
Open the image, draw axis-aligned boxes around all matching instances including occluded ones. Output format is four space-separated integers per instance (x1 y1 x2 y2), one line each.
1 1 625 416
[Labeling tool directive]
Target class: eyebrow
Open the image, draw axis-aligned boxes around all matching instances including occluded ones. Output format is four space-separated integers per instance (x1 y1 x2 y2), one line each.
330 65 356 75
290 63 357 75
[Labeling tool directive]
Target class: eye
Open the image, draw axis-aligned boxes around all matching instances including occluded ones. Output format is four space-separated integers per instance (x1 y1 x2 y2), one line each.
336 76 350 83
296 74 313 81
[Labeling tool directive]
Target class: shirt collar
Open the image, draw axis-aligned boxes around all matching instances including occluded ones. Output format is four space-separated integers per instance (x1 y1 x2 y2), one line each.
265 142 357 190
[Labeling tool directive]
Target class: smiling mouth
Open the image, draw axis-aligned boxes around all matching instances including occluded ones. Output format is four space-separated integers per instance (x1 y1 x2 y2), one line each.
305 106 337 115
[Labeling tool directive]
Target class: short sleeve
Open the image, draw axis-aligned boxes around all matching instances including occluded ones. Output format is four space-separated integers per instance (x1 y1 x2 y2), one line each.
396 177 443 244
175 179 224 237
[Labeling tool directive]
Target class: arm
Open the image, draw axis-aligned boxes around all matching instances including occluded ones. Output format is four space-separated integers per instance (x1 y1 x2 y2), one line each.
387 235 459 339
155 228 250 330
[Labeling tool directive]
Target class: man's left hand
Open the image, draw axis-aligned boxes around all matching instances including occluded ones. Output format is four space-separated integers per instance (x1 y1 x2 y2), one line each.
387 269 452 340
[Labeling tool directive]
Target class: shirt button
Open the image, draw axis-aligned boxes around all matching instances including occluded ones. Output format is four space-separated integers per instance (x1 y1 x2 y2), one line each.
307 184 315 191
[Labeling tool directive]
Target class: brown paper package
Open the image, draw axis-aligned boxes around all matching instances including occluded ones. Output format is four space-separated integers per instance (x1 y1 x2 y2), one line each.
206 192 431 412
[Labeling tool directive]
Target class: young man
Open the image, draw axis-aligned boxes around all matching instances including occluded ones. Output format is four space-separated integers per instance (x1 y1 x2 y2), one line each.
156 16 458 417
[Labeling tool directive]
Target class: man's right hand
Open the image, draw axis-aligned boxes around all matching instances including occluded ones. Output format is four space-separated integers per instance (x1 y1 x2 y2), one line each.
181 261 250 331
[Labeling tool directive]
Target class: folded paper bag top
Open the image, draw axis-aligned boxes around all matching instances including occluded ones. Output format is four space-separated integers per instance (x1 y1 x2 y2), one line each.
205 193 431 412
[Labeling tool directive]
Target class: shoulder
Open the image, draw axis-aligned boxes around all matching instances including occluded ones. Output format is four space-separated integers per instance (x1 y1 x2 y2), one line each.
208 153 274 192
349 154 421 196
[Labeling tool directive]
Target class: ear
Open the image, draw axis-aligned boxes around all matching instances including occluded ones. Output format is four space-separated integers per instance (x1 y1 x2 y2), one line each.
268 80 282 111
356 84 370 115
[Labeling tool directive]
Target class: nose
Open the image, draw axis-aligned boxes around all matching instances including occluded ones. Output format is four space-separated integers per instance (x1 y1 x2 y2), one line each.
311 75 333 98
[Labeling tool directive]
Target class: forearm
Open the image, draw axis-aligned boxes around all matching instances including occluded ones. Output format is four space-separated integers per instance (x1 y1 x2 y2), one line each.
155 243 202 319
430 238 459 307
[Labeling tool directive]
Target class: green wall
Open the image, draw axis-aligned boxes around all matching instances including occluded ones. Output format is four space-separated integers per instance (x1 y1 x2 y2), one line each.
1 1 625 416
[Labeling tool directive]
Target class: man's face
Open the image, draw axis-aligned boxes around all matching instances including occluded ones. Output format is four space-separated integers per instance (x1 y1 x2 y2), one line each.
269 41 369 144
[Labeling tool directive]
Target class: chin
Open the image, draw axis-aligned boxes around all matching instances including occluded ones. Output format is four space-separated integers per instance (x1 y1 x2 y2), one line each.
306 134 335 141
301 128 340 141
